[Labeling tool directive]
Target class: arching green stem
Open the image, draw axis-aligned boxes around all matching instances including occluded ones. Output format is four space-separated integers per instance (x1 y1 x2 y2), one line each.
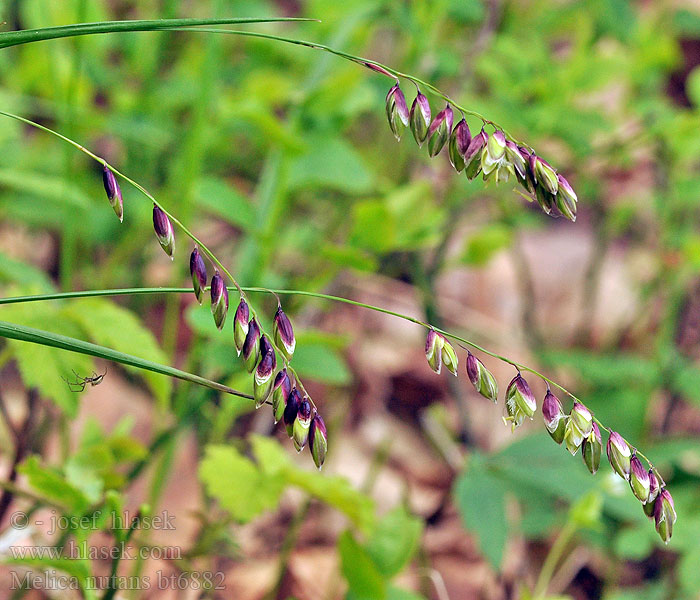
0 286 658 473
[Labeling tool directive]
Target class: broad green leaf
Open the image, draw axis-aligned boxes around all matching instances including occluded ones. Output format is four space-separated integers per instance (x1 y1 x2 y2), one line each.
290 342 351 385
350 200 396 253
194 176 255 231
18 456 90 512
338 531 387 600
461 224 513 266
199 445 285 523
0 253 54 290
0 169 92 208
386 587 426 600
366 507 423 577
288 134 374 194
62 298 171 408
454 453 508 570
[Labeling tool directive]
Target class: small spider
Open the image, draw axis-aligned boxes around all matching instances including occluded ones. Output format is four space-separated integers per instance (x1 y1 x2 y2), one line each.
62 370 106 392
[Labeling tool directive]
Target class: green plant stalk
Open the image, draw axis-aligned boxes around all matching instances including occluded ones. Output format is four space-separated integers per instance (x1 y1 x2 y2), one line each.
0 287 659 474
532 521 577 599
0 320 251 400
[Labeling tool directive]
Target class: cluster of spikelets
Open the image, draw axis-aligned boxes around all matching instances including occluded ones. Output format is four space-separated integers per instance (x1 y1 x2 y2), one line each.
102 166 328 470
425 330 677 543
385 83 578 221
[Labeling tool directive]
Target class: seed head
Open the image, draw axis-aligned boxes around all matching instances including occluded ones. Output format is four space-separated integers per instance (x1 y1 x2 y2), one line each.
425 329 444 374
152 205 175 259
505 141 528 181
463 130 487 180
582 422 602 474
385 83 410 141
233 299 250 356
644 469 661 517
427 104 453 157
653 489 676 544
606 431 632 480
629 454 651 503
504 374 536 431
542 390 566 444
242 317 261 373
409 92 431 146
273 305 296 361
555 174 578 222
102 165 123 222
253 335 276 408
564 402 593 455
530 155 559 195
448 119 471 172
507 374 537 418
210 271 228 330
482 131 514 184
189 248 207 304
440 336 459 376
272 368 292 424
284 388 301 438
466 352 498 402
293 398 313 451
309 414 328 469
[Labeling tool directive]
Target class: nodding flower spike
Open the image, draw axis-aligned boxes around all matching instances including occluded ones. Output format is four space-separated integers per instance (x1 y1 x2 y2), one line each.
242 318 261 373
273 306 296 361
233 299 250 356
582 422 602 474
427 105 453 157
102 165 123 222
293 398 313 452
189 248 207 304
555 174 578 222
542 390 566 444
607 431 632 480
448 119 471 172
272 368 292 424
309 414 328 469
629 454 651 503
654 489 676 544
152 205 175 259
209 272 228 330
385 83 410 141
464 130 487 180
410 92 431 146
466 352 498 402
425 329 444 374
253 335 276 408
644 470 661 517
564 402 593 455
440 336 459 376
284 388 301 438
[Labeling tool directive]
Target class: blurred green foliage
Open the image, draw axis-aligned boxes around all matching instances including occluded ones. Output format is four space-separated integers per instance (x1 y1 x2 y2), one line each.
1 0 700 598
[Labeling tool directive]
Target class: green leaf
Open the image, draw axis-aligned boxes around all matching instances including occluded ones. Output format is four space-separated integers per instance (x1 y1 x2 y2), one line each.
2 557 93 596
350 200 396 253
461 224 513 266
0 17 316 49
18 456 90 512
366 507 423 577
199 445 285 523
194 176 255 231
0 169 93 209
453 453 508 570
386 587 426 600
288 134 374 194
290 342 351 385
338 531 387 600
0 319 248 400
62 299 172 409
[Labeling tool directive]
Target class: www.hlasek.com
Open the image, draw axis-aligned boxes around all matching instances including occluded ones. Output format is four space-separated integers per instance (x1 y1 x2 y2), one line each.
11 570 226 591
9 540 181 561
